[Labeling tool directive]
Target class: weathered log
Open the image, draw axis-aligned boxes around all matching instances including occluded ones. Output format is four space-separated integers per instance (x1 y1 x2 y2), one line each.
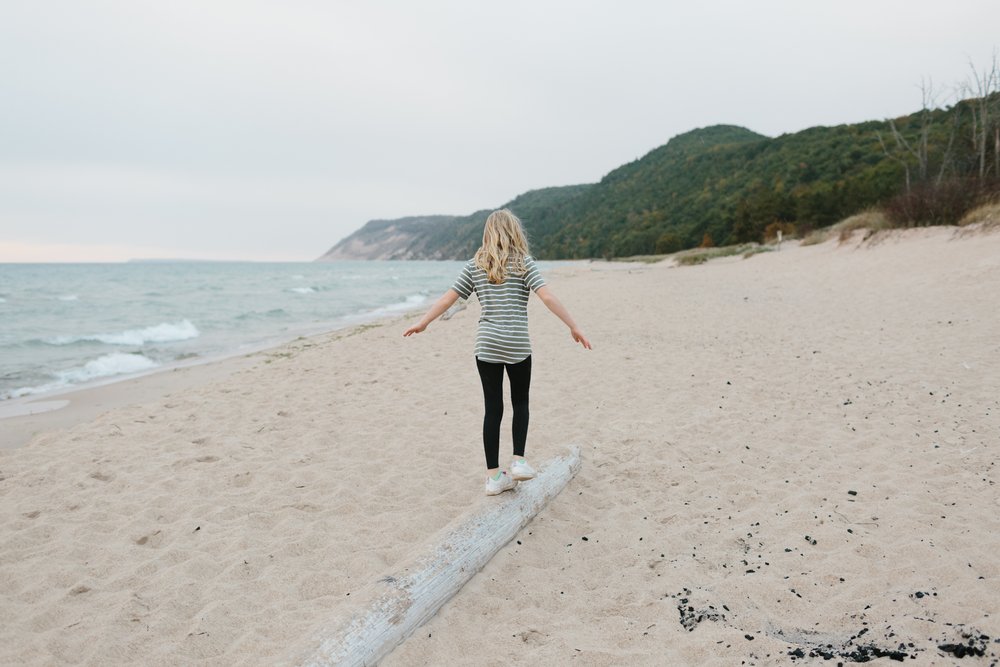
285 445 582 667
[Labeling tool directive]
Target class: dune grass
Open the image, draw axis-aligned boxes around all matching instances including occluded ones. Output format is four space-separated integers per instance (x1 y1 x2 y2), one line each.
800 210 890 246
609 254 672 264
675 243 767 265
957 201 1000 230
615 200 999 265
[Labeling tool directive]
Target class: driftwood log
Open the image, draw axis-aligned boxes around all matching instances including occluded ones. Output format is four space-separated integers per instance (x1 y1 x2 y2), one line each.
285 445 582 667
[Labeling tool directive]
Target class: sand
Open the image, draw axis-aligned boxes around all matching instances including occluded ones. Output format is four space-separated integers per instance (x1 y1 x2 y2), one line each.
0 353 262 451
1 226 999 665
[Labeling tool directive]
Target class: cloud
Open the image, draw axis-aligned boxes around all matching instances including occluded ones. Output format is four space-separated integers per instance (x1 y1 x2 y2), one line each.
1 1 999 260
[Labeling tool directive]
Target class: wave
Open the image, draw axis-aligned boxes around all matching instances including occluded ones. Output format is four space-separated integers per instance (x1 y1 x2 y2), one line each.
58 352 159 382
0 297 6 303
369 293 429 316
58 295 79 301
43 319 200 346
289 287 316 294
236 308 288 321
2 352 160 400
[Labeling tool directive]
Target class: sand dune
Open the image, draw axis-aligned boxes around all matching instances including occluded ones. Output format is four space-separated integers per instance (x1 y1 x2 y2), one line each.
2 226 999 665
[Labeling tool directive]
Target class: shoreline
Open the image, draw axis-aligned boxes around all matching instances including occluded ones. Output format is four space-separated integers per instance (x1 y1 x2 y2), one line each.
0 260 591 450
0 256 472 413
0 308 425 450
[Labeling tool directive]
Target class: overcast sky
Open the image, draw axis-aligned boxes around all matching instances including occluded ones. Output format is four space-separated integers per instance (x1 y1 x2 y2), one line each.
1 1 998 262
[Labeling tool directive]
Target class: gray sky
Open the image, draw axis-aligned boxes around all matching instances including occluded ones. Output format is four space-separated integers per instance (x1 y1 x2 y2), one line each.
1 1 998 262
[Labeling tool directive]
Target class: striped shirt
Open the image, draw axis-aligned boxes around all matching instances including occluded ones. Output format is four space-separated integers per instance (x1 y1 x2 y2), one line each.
451 256 547 364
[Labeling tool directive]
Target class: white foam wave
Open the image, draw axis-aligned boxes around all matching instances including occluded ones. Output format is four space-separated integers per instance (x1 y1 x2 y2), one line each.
58 294 79 301
289 287 316 294
3 353 160 399
291 274 305 280
236 308 287 321
373 293 428 315
58 352 159 383
0 297 6 303
45 319 200 346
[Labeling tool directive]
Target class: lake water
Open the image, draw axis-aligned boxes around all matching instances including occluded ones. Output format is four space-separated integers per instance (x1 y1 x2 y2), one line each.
0 260 471 400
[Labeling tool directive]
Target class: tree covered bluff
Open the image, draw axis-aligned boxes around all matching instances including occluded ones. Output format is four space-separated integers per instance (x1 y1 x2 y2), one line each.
320 89 1000 261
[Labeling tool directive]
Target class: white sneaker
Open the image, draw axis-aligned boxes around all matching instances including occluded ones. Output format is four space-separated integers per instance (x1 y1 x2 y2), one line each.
510 458 536 481
485 471 518 496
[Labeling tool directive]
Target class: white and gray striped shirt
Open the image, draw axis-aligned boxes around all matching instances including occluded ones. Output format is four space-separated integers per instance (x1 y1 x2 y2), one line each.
451 256 546 364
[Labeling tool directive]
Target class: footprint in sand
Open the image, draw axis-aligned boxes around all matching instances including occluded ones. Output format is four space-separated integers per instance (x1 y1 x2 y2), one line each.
516 629 549 646
171 454 220 468
231 471 252 488
291 502 322 512
134 530 164 547
89 471 114 482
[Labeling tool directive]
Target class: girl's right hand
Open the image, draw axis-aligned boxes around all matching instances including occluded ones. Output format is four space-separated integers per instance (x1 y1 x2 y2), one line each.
403 322 426 337
571 328 592 350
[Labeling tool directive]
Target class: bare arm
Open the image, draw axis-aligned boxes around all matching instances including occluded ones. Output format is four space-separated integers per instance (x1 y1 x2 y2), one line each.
535 285 592 349
403 289 460 337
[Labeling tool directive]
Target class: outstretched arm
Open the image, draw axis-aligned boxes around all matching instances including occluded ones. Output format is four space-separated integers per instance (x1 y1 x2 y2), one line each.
403 289 460 337
535 285 592 349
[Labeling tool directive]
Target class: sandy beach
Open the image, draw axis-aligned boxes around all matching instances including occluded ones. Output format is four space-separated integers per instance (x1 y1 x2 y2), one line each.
2 226 999 665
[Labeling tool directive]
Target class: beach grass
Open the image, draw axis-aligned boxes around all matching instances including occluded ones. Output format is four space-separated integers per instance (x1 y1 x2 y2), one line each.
675 243 768 265
608 254 672 264
800 210 890 246
957 200 1000 230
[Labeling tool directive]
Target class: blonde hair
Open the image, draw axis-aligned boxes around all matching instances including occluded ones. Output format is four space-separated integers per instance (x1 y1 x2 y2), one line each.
474 209 530 284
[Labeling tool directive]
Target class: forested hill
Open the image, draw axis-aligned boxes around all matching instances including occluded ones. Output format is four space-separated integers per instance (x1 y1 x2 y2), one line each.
538 120 901 257
318 98 982 260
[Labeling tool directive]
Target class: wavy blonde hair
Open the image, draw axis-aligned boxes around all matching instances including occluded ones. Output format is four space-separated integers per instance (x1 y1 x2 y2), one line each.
474 209 529 284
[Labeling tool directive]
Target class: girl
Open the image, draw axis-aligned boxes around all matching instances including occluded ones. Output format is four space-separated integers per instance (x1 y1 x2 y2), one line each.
403 209 591 495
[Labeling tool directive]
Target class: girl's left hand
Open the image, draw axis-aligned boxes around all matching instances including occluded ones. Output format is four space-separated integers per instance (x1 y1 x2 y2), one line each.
403 323 426 337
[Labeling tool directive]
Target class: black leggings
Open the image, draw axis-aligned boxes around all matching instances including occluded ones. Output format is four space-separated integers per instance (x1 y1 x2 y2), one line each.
476 355 531 470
